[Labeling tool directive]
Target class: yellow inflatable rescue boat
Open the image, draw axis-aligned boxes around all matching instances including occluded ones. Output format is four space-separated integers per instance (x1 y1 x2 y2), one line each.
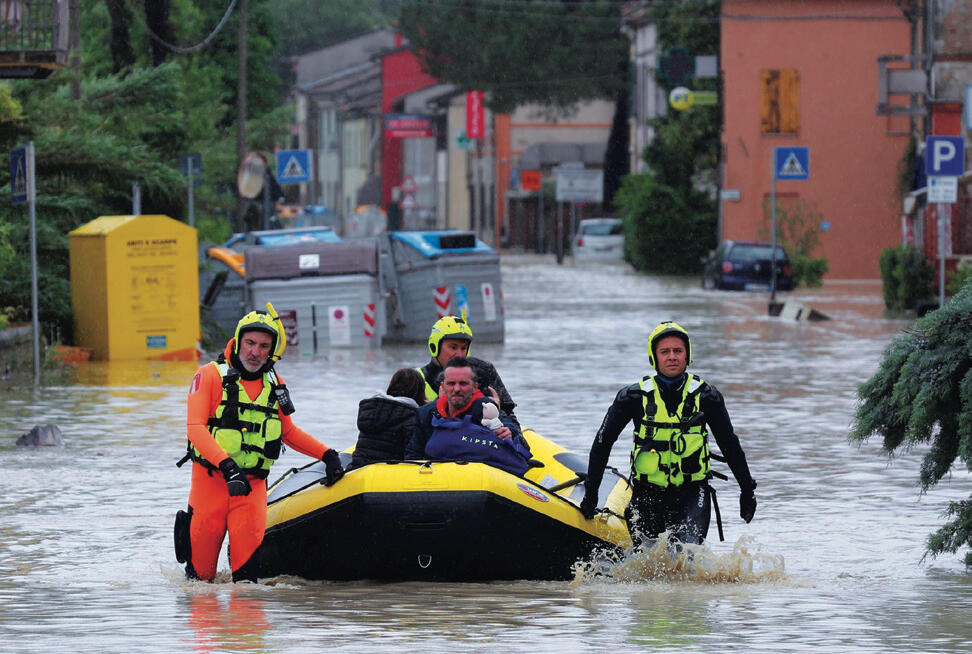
236 429 631 581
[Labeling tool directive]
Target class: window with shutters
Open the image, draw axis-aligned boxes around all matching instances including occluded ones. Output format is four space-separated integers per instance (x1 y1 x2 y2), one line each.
760 69 799 134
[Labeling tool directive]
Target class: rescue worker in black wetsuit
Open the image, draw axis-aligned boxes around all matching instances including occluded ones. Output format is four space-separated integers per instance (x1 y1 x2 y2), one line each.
580 321 757 546
417 315 518 424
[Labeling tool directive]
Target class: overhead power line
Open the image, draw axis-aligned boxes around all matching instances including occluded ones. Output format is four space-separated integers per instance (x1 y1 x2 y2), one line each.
143 0 239 54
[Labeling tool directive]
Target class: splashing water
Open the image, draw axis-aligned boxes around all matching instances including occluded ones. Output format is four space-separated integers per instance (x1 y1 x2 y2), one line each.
571 534 787 585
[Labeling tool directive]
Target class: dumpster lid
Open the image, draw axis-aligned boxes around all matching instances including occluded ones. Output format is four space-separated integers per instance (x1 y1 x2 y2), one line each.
391 231 493 257
226 227 341 248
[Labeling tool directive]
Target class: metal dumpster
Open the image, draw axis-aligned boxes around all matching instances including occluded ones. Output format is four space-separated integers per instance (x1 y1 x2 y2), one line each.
380 231 504 343
246 240 382 351
200 227 344 342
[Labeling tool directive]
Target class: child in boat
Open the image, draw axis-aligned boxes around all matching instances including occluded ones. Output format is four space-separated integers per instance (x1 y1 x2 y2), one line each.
348 368 427 469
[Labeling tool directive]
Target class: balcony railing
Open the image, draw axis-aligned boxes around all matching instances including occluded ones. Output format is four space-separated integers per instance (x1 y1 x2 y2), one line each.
0 0 69 78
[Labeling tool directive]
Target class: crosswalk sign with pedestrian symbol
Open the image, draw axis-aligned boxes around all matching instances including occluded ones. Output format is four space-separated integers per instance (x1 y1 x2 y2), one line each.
774 146 809 180
275 149 312 184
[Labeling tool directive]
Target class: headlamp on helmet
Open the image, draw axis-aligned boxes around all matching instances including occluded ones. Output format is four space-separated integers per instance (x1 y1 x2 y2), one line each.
647 320 692 372
428 314 473 358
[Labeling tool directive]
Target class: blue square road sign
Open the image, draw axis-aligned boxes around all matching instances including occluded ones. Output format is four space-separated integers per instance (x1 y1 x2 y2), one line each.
276 149 312 185
774 146 809 180
925 136 965 177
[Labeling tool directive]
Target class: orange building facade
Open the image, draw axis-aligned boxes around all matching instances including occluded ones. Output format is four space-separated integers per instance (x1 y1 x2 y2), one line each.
721 0 914 279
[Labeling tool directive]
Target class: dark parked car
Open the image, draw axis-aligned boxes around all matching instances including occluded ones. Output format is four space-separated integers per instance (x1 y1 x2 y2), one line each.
702 240 793 291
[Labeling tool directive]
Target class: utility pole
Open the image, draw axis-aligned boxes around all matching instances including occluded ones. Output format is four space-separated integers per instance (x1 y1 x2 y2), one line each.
236 0 248 227
69 0 81 102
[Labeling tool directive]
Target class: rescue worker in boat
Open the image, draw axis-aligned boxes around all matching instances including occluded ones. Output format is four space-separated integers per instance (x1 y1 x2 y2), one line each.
347 367 428 470
418 314 519 424
406 357 535 476
175 305 345 582
580 321 757 546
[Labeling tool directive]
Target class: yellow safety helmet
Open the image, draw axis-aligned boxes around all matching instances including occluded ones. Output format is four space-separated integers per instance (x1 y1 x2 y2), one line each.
428 314 473 358
234 303 287 361
647 320 692 371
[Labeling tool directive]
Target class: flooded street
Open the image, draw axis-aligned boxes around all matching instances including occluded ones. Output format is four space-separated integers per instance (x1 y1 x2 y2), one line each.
2 254 970 653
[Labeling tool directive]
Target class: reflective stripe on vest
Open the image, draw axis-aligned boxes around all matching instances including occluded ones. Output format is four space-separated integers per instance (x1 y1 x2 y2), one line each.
630 374 710 488
417 366 438 402
191 362 283 476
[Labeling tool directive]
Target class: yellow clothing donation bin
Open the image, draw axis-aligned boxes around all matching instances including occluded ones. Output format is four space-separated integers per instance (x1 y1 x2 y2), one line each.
69 215 199 361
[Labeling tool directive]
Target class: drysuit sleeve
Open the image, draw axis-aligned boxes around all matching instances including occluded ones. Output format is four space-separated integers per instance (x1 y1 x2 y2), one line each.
276 373 329 460
186 363 232 466
281 421 329 460
585 383 643 491
700 383 755 491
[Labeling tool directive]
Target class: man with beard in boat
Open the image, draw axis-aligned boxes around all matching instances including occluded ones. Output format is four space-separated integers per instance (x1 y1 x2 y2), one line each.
406 357 535 476
418 314 519 425
580 321 757 546
175 306 345 582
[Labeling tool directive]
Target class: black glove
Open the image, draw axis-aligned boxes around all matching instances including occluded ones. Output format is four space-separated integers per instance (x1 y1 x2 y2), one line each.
579 487 598 519
322 449 344 486
740 480 757 523
219 459 251 497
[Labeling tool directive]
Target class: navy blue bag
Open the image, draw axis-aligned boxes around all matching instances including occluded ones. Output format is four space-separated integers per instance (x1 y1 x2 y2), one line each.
426 414 534 476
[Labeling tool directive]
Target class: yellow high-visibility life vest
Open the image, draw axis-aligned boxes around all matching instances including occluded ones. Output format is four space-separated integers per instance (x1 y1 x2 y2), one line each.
630 374 710 488
191 362 283 478
417 366 438 403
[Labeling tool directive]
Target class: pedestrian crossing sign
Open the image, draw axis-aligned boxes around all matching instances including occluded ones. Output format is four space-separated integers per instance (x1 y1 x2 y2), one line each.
774 146 809 180
275 149 312 184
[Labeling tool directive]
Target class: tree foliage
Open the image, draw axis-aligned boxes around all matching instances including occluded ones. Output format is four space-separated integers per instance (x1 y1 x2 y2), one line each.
617 0 720 273
0 65 188 337
273 0 391 58
396 0 628 114
851 279 972 564
758 199 829 287
615 173 713 274
0 0 301 342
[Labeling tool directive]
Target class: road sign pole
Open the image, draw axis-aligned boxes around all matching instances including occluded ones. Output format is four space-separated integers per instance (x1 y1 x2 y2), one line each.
27 141 39 385
770 152 778 305
938 203 946 308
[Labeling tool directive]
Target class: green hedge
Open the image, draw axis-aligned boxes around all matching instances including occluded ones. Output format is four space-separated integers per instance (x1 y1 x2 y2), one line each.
790 252 828 288
615 174 714 274
879 245 934 312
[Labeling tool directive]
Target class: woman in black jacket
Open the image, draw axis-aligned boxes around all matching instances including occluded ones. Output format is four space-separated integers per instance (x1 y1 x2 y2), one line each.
348 368 427 469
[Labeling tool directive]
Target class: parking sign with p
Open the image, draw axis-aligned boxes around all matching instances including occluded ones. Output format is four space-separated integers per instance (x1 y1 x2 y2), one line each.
925 136 965 176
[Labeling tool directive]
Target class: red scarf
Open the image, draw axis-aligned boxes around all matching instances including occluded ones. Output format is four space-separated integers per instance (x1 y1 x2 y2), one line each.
436 389 485 417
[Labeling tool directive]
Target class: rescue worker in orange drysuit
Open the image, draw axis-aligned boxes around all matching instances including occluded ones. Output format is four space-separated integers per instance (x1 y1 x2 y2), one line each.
176 308 344 582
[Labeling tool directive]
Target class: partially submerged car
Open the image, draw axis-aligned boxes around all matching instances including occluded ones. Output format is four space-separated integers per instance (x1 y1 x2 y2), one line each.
702 240 793 291
573 218 624 261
